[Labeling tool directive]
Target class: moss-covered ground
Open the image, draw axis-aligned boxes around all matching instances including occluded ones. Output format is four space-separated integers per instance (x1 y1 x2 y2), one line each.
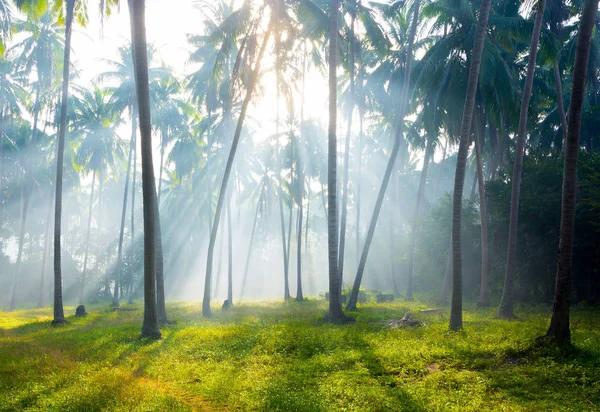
1 299 599 411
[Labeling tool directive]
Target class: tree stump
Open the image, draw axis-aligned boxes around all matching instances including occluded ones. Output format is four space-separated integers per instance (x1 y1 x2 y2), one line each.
222 300 232 310
75 305 87 317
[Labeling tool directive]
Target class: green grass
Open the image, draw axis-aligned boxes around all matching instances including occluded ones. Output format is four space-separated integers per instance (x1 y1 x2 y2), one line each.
1 300 599 411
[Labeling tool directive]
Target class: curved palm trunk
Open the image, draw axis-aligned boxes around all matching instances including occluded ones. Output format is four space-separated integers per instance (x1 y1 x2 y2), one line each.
10 183 30 311
52 0 75 325
81 171 96 305
346 0 421 312
112 133 134 307
545 0 598 344
130 0 161 339
406 134 434 299
449 0 492 331
498 1 546 319
338 7 356 292
473 114 489 306
202 24 273 317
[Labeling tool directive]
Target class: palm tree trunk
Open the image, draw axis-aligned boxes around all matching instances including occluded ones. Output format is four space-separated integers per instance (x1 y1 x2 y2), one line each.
338 5 356 293
545 0 598 344
553 61 568 145
449 0 492 331
498 0 546 319
356 91 363 268
112 131 134 307
128 108 137 303
278 183 290 300
240 183 264 300
296 165 304 301
327 0 347 323
10 183 30 311
227 194 233 305
81 171 96 305
130 0 161 339
214 213 224 298
389 210 399 295
39 186 54 308
154 177 167 322
304 190 310 251
202 23 273 318
52 0 75 326
406 134 434 299
473 113 490 306
157 131 165 203
438 238 453 305
346 0 421 312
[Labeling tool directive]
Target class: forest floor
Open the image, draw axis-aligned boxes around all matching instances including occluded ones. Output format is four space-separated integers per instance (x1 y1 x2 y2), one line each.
0 299 599 411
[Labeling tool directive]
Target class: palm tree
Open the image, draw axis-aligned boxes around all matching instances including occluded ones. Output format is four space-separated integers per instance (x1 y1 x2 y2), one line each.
545 0 599 344
326 0 345 323
498 0 547 319
51 0 75 326
72 87 121 304
346 0 421 312
449 0 492 331
202 7 274 318
129 0 160 339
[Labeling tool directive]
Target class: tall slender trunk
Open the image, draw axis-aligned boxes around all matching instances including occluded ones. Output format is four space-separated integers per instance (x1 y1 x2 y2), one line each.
545 0 598 344
227 195 233 305
338 4 356 292
473 113 490 306
449 0 492 331
113 131 134 306
155 182 167 322
52 0 75 326
469 167 477 200
296 164 304 301
356 89 363 268
304 190 310 251
278 184 290 300
157 130 165 203
346 0 421 312
240 183 264 299
39 186 54 308
80 171 96 305
406 134 434 299
128 108 137 303
130 0 161 339
499 0 546 318
327 0 346 323
438 238 453 305
214 212 224 298
389 210 399 295
10 183 30 311
553 61 568 145
96 170 105 295
202 23 273 317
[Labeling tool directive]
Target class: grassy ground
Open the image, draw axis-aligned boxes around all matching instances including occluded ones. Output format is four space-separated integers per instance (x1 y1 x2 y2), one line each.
0 299 599 411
